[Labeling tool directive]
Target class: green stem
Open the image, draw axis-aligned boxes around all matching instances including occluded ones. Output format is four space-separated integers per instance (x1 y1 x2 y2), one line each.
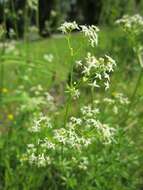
122 53 143 125
11 0 19 39
64 34 74 127
64 96 72 127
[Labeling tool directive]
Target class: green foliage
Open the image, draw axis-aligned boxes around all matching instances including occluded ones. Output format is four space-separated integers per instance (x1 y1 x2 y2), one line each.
0 7 143 190
100 0 136 25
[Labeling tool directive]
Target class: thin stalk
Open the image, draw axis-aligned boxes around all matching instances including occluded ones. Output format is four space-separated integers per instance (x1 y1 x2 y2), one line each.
122 53 143 125
66 34 74 85
64 96 72 127
11 0 19 39
91 87 95 105
64 34 74 127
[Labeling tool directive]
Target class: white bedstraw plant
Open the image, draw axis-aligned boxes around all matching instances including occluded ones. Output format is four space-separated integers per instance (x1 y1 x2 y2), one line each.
80 25 99 47
21 21 118 173
116 14 143 67
21 101 116 168
116 14 143 34
77 52 116 90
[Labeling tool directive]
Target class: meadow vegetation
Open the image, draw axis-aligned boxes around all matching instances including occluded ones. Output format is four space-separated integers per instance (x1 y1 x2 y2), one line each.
0 1 143 190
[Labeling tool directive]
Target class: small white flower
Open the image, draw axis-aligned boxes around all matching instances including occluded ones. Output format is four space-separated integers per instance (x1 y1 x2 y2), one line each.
116 14 143 35
103 98 115 104
70 117 82 126
89 80 100 88
76 60 82 67
66 85 80 100
59 21 79 34
104 81 110 90
81 25 99 47
78 157 89 170
44 54 54 62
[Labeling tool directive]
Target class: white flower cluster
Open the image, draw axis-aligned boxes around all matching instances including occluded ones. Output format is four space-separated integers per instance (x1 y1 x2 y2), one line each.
113 92 130 105
76 53 116 90
66 84 80 100
59 21 99 47
29 87 56 112
21 143 52 167
28 114 52 133
116 14 143 33
54 127 91 149
22 136 56 167
30 84 43 96
81 25 99 47
103 93 130 115
59 21 79 34
78 157 89 170
43 54 54 62
80 105 116 144
38 138 55 150
81 105 99 117
22 95 118 167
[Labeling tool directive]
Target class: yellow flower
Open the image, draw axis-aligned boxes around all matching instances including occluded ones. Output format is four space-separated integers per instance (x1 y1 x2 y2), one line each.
2 88 8 93
7 114 14 121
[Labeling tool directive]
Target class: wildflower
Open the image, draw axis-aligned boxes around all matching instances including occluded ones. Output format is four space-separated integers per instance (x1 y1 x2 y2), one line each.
78 157 89 170
29 120 41 133
101 124 116 144
81 53 116 90
54 128 67 144
37 154 51 167
7 114 14 121
116 14 143 27
80 25 99 47
59 21 79 34
38 138 55 150
116 14 143 36
89 80 100 88
76 60 82 67
29 115 52 133
66 85 80 100
104 81 110 90
103 98 115 104
70 116 82 126
28 153 36 165
43 54 54 62
27 144 35 148
45 92 54 102
81 105 99 117
114 93 130 105
2 88 8 93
